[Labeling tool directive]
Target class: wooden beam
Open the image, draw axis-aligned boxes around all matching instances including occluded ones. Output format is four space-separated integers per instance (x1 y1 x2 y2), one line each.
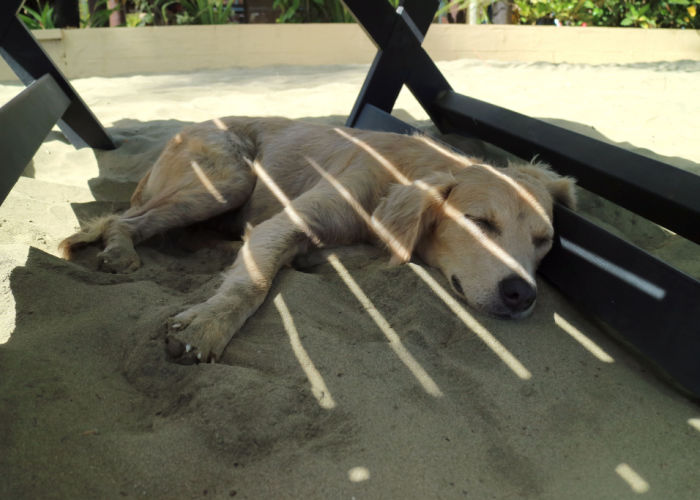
434 90 700 245
0 16 114 150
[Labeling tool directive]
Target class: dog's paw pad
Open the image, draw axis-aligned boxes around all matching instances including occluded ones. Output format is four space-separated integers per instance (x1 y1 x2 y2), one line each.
164 335 185 358
165 335 202 364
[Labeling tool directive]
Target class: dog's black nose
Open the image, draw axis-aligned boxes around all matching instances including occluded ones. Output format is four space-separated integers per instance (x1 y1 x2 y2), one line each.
498 275 536 313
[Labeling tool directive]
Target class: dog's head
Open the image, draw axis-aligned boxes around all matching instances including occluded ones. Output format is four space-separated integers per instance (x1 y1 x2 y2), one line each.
372 160 576 319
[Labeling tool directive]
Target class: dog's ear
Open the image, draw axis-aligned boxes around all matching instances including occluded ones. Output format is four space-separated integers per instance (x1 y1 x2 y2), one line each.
512 160 577 210
371 172 455 265
546 176 577 209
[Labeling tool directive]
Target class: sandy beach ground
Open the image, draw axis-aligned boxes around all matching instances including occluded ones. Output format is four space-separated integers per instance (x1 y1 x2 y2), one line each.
1 59 699 499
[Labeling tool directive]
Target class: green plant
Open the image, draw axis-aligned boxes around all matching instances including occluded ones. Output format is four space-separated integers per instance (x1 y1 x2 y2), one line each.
272 0 354 23
618 0 697 28
513 0 698 28
513 0 587 24
442 0 698 28
620 2 654 26
128 0 164 25
19 1 56 30
80 0 118 27
125 0 237 25
168 0 236 24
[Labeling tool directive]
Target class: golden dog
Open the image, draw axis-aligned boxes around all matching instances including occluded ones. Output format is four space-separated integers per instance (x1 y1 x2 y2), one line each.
60 117 576 363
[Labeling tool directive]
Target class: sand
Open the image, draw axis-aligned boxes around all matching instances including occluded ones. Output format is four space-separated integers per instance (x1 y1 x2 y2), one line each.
1 59 699 499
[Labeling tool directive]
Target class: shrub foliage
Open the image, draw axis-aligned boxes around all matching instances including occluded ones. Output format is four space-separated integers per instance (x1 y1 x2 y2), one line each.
19 0 700 29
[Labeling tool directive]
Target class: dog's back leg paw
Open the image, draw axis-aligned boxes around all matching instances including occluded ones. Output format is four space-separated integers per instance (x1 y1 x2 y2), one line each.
97 243 141 273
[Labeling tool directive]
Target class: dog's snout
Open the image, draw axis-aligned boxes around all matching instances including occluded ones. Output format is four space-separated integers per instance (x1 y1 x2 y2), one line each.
499 276 536 314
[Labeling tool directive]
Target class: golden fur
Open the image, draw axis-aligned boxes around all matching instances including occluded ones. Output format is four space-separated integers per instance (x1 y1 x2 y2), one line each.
60 117 576 363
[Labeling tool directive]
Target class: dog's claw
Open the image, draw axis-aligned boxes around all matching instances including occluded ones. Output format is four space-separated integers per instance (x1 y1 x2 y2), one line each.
172 322 182 330
185 343 192 353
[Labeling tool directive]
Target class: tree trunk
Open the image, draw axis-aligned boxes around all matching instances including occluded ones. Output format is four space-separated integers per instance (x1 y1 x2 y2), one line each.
108 0 125 27
490 1 513 24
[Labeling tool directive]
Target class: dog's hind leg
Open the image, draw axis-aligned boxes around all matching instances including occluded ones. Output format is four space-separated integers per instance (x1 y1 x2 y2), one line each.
96 171 255 273
61 127 257 273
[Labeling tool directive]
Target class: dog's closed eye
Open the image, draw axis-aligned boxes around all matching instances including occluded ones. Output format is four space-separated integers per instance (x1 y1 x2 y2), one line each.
465 214 501 235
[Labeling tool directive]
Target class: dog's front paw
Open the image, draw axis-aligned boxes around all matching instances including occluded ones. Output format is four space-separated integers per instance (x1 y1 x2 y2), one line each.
165 305 232 364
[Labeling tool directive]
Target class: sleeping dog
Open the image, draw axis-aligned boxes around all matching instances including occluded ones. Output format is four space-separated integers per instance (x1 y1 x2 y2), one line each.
60 117 575 363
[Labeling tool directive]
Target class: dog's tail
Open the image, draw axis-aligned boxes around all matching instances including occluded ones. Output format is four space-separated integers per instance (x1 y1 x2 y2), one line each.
59 215 119 259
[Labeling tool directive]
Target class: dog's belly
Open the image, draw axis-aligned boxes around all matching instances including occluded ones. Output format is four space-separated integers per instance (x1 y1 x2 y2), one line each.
217 165 314 235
